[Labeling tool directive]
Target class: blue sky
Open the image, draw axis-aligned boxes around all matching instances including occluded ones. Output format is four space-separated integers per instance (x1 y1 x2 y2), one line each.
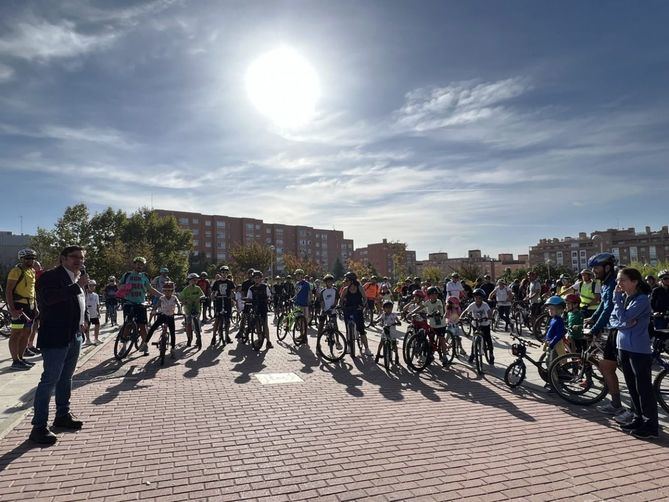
1 0 668 260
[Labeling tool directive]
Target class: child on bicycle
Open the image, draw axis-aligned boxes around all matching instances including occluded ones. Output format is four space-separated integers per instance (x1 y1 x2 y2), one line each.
339 271 373 356
564 293 585 352
461 288 494 366
402 289 426 318
375 300 401 365
181 273 205 348
424 287 451 366
446 296 467 357
246 270 273 349
543 296 567 389
146 281 180 358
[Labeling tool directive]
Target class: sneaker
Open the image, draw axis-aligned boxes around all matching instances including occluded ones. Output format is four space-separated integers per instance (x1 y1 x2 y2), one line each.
139 343 149 355
10 360 31 371
597 402 624 415
170 348 176 359
620 419 643 431
24 347 38 357
631 427 659 440
225 336 233 344
364 349 373 356
21 359 36 366
29 426 58 445
266 342 273 349
53 413 83 430
614 410 635 425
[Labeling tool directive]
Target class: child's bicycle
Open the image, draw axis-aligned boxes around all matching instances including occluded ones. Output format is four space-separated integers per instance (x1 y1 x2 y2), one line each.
376 322 401 372
403 311 455 373
275 301 308 346
504 334 549 388
316 309 347 363
151 320 171 366
468 314 494 376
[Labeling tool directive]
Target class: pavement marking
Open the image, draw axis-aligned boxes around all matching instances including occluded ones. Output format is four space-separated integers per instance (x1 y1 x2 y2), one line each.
255 372 304 384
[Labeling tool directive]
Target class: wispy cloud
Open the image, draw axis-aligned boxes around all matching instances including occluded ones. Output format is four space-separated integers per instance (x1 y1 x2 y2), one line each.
0 63 14 82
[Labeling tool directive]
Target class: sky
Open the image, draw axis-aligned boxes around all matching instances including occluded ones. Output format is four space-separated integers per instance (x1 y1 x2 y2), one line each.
1 0 668 260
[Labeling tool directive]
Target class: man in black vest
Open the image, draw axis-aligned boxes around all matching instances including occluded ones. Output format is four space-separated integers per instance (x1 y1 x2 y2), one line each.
30 245 88 445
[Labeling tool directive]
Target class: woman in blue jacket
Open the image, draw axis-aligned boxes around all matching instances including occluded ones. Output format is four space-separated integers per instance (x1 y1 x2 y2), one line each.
610 267 657 439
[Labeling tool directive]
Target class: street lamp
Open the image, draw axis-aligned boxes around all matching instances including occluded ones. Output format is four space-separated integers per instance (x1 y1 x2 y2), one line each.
269 245 275 278
546 259 553 281
591 234 603 253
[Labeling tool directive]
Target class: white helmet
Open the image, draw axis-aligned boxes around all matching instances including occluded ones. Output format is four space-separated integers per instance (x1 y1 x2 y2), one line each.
18 248 37 259
187 273 199 280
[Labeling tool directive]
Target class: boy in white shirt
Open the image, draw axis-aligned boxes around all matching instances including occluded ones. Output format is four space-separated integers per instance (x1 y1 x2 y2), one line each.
85 280 101 345
461 288 494 366
146 282 180 358
375 300 401 365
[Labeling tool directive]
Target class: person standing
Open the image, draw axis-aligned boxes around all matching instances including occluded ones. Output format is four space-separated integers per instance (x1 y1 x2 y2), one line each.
650 270 669 330
29 245 88 445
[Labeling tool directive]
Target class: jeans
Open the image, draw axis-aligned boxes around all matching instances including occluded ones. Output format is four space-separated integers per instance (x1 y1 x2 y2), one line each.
32 333 82 428
618 349 658 431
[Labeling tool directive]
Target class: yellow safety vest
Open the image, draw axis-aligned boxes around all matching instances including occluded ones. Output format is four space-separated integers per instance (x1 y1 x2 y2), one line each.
579 280 600 310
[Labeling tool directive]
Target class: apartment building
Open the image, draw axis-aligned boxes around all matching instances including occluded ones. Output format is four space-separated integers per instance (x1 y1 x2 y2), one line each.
154 209 354 273
0 231 33 267
415 250 530 280
529 225 669 271
351 239 417 279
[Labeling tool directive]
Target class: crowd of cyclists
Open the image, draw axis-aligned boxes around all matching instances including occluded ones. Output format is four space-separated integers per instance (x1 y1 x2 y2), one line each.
3 248 668 440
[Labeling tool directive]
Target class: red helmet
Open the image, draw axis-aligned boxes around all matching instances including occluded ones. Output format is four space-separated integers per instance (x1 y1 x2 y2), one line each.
447 296 460 305
565 294 580 304
413 290 426 299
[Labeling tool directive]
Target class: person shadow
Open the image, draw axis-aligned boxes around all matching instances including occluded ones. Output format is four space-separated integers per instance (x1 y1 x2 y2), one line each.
0 440 46 473
91 362 159 406
318 359 365 397
183 347 221 379
229 343 267 384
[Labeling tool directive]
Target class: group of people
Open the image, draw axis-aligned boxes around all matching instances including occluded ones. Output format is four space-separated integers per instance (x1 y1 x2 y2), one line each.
3 244 667 445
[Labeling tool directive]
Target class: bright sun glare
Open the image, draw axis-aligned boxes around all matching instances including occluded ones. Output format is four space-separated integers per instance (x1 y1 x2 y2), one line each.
245 47 320 129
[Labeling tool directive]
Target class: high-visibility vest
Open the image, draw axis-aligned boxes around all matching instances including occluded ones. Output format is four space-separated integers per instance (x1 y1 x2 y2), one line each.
579 280 600 310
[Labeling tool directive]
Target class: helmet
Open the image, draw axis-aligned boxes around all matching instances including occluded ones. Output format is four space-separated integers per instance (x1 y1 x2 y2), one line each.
133 256 147 264
18 248 37 259
545 295 566 307
451 272 459 278
565 293 580 304
559 274 569 280
88 280 97 286
163 281 175 289
159 267 169 273
371 276 378 281
252 270 263 278
187 273 199 280
344 271 357 280
447 296 460 305
361 277 368 283
658 270 669 280
413 290 426 299
473 288 486 298
323 274 334 281
275 275 281 280
219 265 230 271
414 276 421 282
405 276 412 281
108 276 116 281
382 300 393 308
427 286 440 296
247 268 255 274
294 268 304 275
496 279 506 285
587 252 617 269
580 269 593 276
286 275 292 280
383 277 389 281
483 274 491 279
200 272 208 277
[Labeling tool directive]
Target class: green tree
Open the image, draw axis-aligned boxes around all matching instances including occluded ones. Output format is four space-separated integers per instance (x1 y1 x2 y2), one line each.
450 262 484 283
345 258 374 280
331 257 345 280
284 253 324 277
421 266 442 284
229 242 273 277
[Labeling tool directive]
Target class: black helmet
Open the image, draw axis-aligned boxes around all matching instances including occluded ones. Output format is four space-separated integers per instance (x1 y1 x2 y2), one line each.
344 271 357 280
427 286 440 296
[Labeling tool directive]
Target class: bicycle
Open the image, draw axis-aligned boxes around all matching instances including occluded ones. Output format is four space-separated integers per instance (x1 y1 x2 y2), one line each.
250 308 269 351
212 302 233 348
652 327 669 413
403 311 455 373
114 302 149 361
0 308 11 338
275 301 308 346
468 314 493 375
344 309 364 359
316 309 346 363
184 306 203 349
504 335 549 388
377 322 401 372
151 320 170 366
511 301 533 338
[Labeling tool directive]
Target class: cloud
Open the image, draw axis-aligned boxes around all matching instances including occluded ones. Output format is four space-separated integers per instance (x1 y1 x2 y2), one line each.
0 19 116 61
0 63 14 82
0 123 135 148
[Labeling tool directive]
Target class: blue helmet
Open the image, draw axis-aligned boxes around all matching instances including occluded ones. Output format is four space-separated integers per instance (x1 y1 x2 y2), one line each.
587 252 617 269
545 295 566 307
473 288 486 298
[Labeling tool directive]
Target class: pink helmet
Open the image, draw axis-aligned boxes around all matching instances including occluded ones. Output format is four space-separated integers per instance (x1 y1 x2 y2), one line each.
413 290 426 299
447 296 460 305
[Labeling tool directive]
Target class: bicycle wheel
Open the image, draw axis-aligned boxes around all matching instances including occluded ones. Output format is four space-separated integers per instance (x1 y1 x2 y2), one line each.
363 308 374 328
406 333 430 373
347 321 356 358
492 310 500 331
158 334 167 366
653 369 669 414
532 312 550 342
316 328 346 362
114 326 133 361
251 318 265 351
293 316 307 346
504 361 526 388
382 340 391 372
0 309 11 337
440 332 456 366
483 336 494 365
276 314 287 341
549 353 608 405
460 317 472 337
473 335 484 375
513 311 523 336
402 328 414 364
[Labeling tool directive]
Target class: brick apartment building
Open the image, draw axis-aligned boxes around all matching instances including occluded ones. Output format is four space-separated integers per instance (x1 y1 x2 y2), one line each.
0 231 33 267
352 239 417 279
415 250 529 280
154 209 354 273
529 225 669 271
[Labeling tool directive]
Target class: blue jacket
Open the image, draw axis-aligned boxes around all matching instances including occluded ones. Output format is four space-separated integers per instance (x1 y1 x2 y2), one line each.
610 291 652 354
545 316 566 349
590 273 616 335
294 280 311 307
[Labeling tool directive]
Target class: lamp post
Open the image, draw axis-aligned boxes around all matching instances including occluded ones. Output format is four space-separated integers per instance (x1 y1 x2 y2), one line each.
591 234 603 253
546 259 553 281
269 245 275 279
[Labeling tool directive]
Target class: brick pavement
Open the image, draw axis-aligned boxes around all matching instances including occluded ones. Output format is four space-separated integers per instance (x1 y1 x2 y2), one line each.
0 317 667 501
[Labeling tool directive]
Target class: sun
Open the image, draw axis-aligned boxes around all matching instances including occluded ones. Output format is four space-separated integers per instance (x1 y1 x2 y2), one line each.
245 47 320 129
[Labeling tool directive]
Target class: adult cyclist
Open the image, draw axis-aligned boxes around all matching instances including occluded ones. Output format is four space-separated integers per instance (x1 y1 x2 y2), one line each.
120 257 160 356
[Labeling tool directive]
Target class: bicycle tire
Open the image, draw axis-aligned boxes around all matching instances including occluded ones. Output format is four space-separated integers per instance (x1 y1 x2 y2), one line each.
460 317 472 337
382 339 391 372
293 316 307 346
402 327 414 364
0 309 11 337
440 332 456 365
513 312 523 336
549 353 608 405
492 310 500 331
158 334 167 366
405 333 430 373
504 361 526 388
316 329 346 362
653 368 669 414
532 312 550 342
347 320 356 358
483 336 494 365
251 318 265 351
363 308 374 328
276 314 287 341
473 335 484 375
114 326 133 361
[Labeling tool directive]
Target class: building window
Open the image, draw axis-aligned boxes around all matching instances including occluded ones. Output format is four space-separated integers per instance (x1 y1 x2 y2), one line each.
205 220 211 226
192 218 199 224
579 250 586 258
205 241 212 248
650 246 657 260
255 224 260 229
216 221 226 228
193 239 199 246
556 251 563 266
543 252 549 261
572 251 578 259
191 228 199 235
612 247 620 261
629 246 638 262
217 242 225 249
216 232 225 239
205 231 212 238
179 217 189 225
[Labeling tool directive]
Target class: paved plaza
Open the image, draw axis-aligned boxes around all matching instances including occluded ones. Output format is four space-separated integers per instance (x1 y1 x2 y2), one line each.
0 317 668 501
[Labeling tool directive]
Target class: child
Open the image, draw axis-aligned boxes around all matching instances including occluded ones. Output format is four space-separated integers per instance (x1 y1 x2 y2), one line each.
543 295 567 390
423 287 450 366
235 285 244 316
564 293 585 352
85 280 101 345
461 288 494 366
146 281 180 358
402 289 426 318
375 300 401 365
181 273 205 349
446 296 466 356
246 270 273 349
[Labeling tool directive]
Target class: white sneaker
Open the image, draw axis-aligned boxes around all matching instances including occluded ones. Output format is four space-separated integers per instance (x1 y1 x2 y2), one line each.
597 402 624 415
613 410 635 424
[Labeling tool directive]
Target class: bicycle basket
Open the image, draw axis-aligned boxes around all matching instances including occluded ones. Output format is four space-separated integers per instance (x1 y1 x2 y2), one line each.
511 343 526 357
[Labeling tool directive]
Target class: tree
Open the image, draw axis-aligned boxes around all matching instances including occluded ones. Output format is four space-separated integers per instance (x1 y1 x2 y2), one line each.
450 262 484 283
345 258 374 280
331 257 345 280
421 266 442 284
229 242 272 277
531 263 573 282
283 253 323 277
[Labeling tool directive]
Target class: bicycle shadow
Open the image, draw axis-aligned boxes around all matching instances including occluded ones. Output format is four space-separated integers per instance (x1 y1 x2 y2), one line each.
317 359 365 397
183 347 221 379
91 362 159 406
277 339 320 375
229 343 267 384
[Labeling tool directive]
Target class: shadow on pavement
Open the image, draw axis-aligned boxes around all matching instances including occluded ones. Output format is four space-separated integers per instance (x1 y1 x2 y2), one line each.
183 346 220 379
91 361 159 406
229 342 267 384
0 439 46 474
